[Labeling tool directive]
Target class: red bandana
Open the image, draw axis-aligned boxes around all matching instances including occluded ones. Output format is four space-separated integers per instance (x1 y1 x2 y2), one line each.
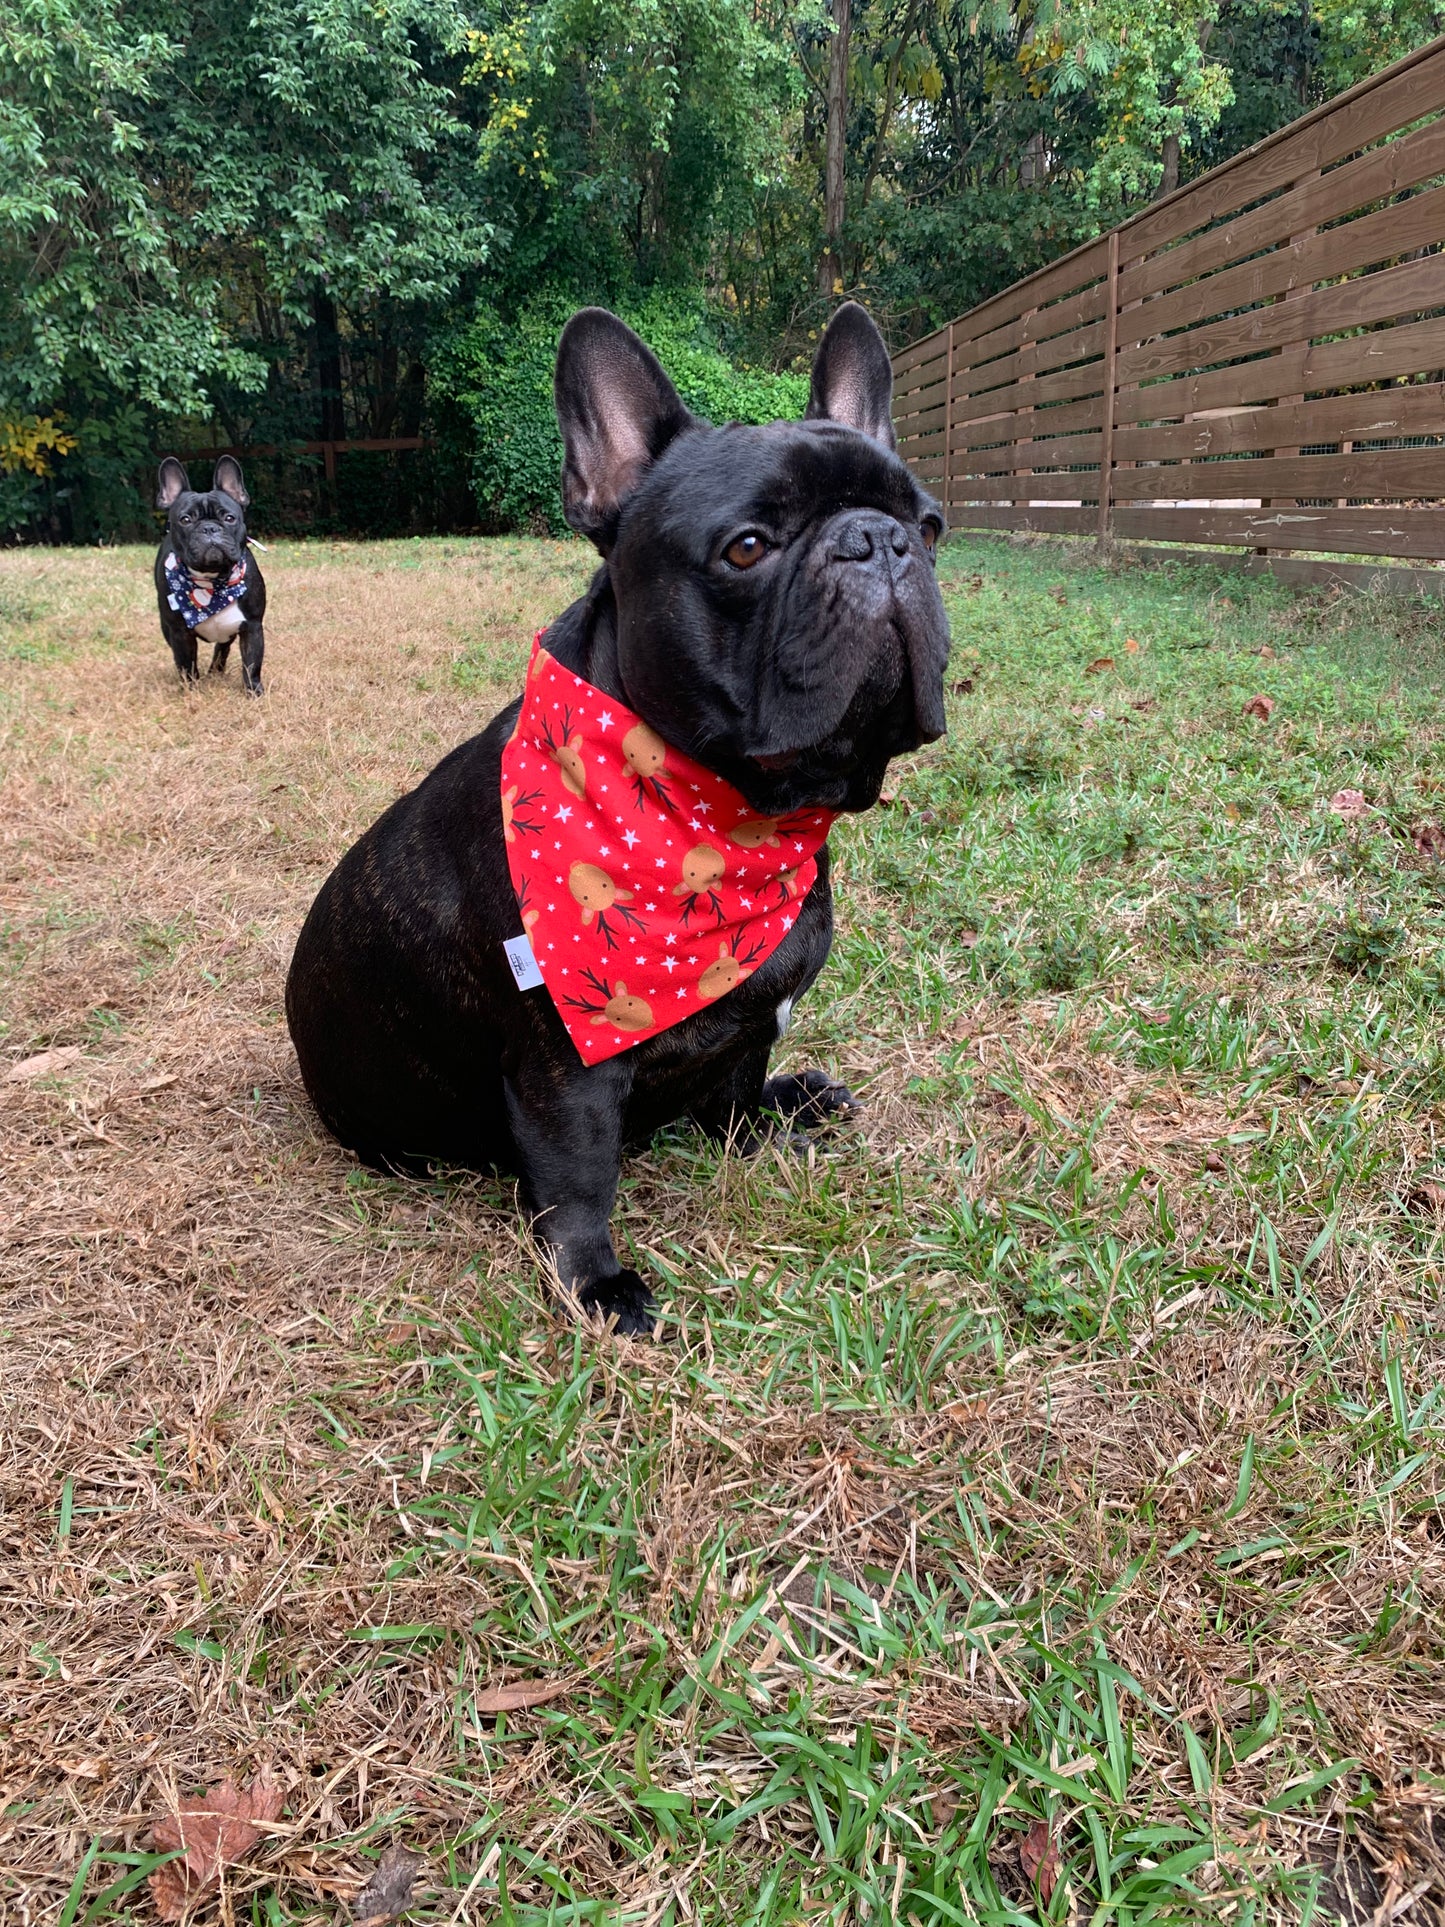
501 636 835 1063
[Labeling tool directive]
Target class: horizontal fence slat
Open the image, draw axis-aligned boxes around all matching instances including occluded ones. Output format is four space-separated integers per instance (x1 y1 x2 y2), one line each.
1115 182 1445 354
1110 381 1445 462
1123 547 1445 594
944 503 1445 559
1112 505 1445 555
957 445 1445 501
1125 113 1445 310
1115 253 1445 388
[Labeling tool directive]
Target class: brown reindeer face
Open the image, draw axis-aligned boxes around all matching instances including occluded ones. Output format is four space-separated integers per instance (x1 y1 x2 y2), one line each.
569 862 632 923
776 865 800 899
591 982 653 1031
672 844 726 895
622 722 668 780
698 943 751 1001
729 817 782 850
553 736 586 798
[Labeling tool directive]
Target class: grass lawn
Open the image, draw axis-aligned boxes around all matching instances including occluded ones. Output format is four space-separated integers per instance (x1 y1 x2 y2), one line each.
3 531 1444 1924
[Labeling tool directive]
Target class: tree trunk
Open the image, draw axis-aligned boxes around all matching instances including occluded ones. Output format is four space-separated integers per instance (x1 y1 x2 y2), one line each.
1158 133 1180 198
818 0 850 296
312 291 345 443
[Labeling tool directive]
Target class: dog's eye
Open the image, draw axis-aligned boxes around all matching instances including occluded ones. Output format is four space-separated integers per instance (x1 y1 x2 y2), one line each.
723 533 770 570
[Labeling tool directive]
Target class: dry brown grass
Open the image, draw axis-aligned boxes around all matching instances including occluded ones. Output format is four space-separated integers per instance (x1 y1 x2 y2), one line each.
3 536 1445 1924
1 539 597 1919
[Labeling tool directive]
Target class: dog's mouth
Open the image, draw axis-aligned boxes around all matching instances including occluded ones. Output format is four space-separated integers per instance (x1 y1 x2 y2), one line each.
752 749 801 773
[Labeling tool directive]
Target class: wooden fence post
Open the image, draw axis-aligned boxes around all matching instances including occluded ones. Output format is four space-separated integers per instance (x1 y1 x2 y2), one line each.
944 320 956 519
1097 228 1120 548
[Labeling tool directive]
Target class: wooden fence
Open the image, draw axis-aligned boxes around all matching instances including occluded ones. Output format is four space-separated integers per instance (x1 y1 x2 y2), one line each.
893 34 1445 592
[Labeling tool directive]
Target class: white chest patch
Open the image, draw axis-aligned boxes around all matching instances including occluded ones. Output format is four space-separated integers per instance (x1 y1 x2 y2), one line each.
194 601 246 643
775 996 793 1039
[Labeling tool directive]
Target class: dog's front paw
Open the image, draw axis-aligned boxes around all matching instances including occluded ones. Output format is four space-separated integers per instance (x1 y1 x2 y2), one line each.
761 1069 862 1130
243 680 265 698
576 1268 659 1337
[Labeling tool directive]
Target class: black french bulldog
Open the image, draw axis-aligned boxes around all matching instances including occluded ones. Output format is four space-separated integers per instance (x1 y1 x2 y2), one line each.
154 456 267 694
285 302 949 1334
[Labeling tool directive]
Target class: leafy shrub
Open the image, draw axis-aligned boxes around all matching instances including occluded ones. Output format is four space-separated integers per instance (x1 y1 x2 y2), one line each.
431 289 809 534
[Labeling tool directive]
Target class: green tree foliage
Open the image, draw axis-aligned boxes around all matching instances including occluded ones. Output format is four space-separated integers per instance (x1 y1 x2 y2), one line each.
0 0 486 532
431 289 809 531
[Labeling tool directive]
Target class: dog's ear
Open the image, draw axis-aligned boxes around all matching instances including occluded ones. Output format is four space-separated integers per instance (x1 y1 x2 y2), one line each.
156 458 191 509
805 302 896 451
212 455 249 507
554 309 693 551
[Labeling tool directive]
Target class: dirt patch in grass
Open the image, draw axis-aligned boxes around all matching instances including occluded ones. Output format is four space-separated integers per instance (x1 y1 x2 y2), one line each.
2 535 1444 1923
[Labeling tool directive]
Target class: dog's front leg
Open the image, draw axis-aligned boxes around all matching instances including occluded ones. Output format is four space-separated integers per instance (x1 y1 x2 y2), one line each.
167 629 199 682
239 618 265 696
693 1045 861 1152
504 1055 658 1336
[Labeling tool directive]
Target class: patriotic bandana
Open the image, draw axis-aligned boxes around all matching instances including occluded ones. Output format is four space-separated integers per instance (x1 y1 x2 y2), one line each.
501 635 836 1064
163 551 247 631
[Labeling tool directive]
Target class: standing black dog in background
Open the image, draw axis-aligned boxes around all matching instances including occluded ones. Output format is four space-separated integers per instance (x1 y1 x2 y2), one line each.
154 456 266 694
287 302 950 1334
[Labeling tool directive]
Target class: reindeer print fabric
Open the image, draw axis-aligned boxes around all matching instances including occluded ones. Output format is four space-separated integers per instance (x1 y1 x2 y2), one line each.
501 636 835 1064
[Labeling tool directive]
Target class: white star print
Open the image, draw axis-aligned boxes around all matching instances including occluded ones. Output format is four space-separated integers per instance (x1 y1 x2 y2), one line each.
676 988 688 999
739 896 752 910
555 804 573 823
662 956 678 973
622 830 639 848
655 858 666 869
598 709 615 728
599 844 611 856
782 915 794 931
665 934 676 946
688 818 701 831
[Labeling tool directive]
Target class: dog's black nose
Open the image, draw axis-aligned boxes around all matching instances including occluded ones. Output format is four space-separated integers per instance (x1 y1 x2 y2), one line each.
830 512 910 564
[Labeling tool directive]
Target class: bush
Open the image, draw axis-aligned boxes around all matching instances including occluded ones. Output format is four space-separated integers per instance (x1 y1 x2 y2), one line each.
431 289 810 534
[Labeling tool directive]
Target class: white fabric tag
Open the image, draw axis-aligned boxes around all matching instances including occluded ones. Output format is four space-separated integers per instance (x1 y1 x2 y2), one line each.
503 933 545 992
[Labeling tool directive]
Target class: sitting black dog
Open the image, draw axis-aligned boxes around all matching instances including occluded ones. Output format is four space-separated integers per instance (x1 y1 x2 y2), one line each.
154 456 266 694
285 302 949 1333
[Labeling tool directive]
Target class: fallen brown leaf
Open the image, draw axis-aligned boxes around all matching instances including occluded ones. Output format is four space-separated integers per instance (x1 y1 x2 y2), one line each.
1204 1150 1226 1174
6 1046 83 1083
1136 1006 1171 1026
138 1073 180 1094
878 786 898 807
473 1677 571 1714
1329 788 1369 820
1412 821 1445 859
353 1844 425 1924
60 1757 108 1781
1241 694 1275 720
1050 584 1068 604
1085 656 1114 676
1019 1816 1061 1903
967 574 983 591
148 1772 284 1923
1411 1180 1445 1213
1124 636 1140 653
